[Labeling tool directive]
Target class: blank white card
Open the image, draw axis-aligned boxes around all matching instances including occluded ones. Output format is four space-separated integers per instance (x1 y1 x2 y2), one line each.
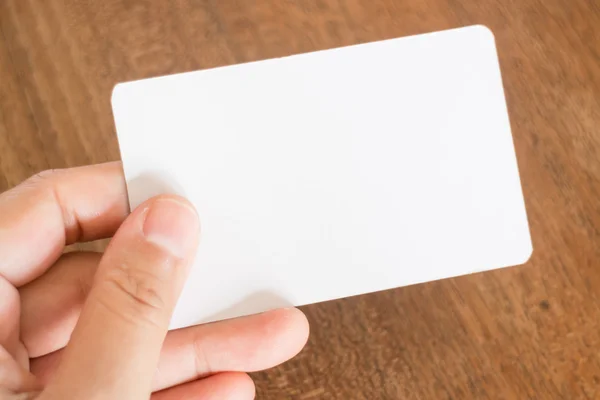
112 25 532 329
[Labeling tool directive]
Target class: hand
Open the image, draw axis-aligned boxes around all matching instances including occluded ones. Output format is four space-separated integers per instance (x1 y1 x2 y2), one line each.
0 162 309 399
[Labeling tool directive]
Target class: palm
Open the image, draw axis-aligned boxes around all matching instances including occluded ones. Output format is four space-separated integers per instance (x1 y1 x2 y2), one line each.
0 163 308 399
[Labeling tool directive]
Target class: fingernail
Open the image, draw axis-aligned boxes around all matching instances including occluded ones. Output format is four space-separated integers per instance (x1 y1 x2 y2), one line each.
143 197 199 258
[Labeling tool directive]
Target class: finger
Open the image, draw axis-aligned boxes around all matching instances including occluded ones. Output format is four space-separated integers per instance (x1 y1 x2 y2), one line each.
0 275 28 370
154 308 308 391
0 346 39 393
152 373 255 400
30 308 309 391
0 162 128 287
19 252 100 358
0 275 20 359
42 195 200 399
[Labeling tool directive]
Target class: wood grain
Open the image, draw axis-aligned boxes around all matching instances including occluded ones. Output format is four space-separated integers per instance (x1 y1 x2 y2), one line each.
1 0 599 398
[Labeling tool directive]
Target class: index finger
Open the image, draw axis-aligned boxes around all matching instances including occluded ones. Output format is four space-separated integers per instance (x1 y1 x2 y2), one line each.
0 162 129 286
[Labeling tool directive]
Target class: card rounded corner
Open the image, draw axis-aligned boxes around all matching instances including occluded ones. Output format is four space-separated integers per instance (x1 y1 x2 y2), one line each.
111 82 126 108
516 242 534 266
471 24 496 43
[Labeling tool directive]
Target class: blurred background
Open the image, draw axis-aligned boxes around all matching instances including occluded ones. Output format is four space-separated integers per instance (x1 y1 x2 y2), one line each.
1 1 599 398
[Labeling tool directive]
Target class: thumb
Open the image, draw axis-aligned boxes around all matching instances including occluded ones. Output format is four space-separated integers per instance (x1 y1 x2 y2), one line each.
42 195 200 399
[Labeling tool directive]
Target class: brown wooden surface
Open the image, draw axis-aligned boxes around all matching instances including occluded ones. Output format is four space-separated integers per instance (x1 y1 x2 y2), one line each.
1 0 599 398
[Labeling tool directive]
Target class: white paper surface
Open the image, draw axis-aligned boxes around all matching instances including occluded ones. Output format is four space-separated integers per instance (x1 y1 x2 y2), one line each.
112 25 532 329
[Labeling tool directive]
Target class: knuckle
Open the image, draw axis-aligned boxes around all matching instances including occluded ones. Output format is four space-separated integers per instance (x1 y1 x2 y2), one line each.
34 168 60 180
21 169 62 199
28 168 64 187
192 333 212 377
102 261 168 324
24 168 83 242
2 168 63 200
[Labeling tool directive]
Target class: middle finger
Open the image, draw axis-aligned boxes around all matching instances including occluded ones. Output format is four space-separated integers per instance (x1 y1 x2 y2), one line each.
19 252 100 358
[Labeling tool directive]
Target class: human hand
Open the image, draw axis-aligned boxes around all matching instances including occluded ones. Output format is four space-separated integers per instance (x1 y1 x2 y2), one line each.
0 162 309 399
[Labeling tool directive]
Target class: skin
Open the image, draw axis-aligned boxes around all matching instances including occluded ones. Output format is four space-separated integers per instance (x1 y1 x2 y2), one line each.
0 162 309 399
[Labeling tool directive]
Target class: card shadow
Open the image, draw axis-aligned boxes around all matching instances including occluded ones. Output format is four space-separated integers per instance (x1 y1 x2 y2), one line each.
127 171 187 209
201 290 294 324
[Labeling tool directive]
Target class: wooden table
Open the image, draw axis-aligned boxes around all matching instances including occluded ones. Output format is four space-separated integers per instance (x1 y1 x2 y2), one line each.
1 1 599 398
